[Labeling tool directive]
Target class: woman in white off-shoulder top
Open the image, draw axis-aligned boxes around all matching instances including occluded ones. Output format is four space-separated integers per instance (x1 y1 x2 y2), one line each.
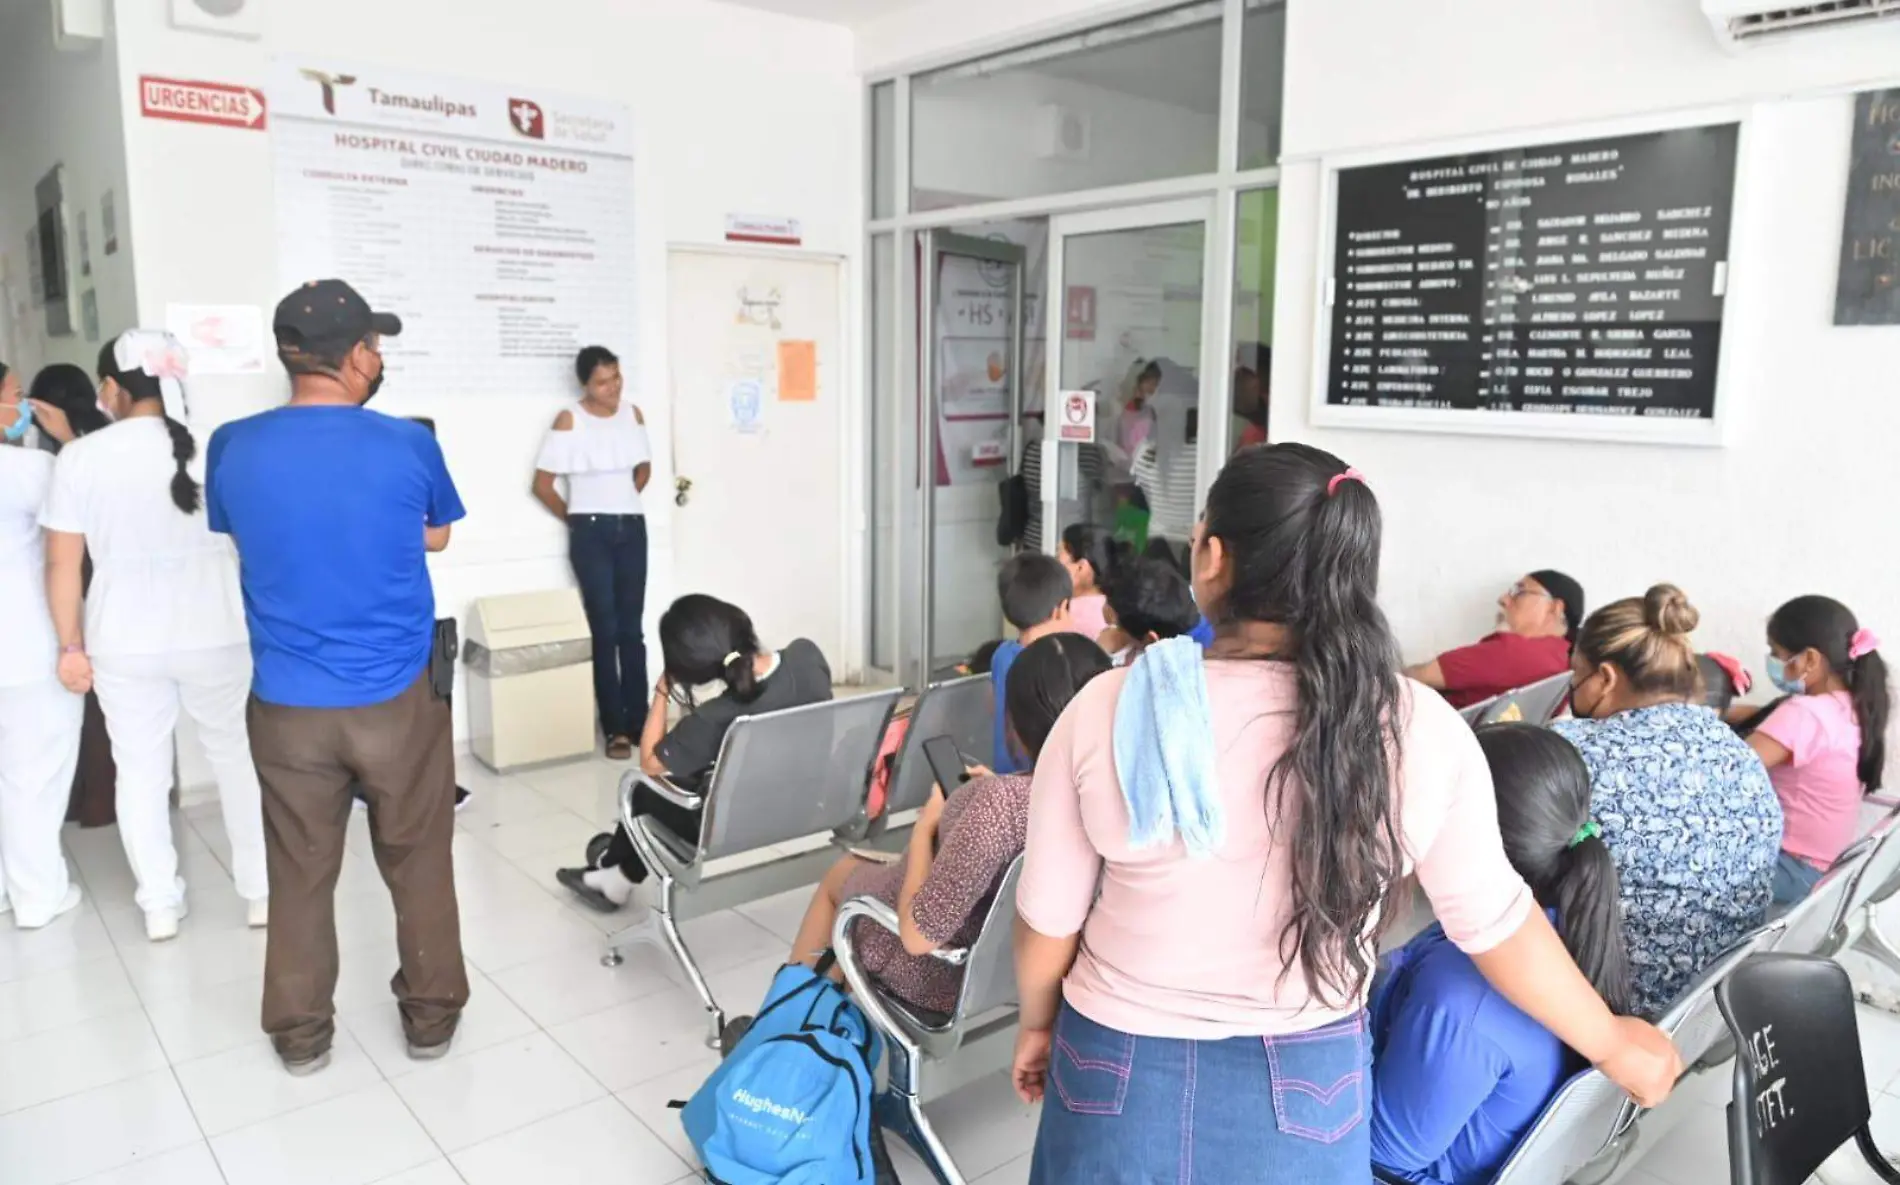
532 345 653 759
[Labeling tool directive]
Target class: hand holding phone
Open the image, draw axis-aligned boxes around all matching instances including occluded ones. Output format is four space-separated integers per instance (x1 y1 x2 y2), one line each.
920 735 969 800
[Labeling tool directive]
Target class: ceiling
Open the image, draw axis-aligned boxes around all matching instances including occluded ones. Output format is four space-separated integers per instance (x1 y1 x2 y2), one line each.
714 0 930 26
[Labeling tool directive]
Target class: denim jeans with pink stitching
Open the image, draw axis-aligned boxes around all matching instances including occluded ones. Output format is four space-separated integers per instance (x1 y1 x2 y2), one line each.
1029 1001 1373 1184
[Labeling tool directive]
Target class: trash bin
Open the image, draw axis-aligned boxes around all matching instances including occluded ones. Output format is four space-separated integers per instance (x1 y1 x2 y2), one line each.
465 589 597 772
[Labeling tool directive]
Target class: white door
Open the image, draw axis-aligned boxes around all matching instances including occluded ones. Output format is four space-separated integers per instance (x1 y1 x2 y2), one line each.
1043 199 1223 562
666 247 847 667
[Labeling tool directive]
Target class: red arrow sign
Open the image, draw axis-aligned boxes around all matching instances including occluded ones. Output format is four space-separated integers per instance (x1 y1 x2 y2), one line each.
139 76 268 130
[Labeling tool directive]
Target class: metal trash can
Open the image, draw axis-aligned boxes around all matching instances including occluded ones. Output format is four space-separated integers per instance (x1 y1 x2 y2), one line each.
464 589 597 771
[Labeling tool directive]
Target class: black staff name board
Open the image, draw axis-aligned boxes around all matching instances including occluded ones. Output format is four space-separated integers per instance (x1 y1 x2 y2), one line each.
1326 124 1740 423
1835 89 1900 326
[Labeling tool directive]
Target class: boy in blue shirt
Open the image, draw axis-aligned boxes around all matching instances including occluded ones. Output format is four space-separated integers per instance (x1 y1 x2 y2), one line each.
988 554 1073 772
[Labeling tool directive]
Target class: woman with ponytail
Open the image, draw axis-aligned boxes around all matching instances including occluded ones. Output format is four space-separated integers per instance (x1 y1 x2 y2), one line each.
556 594 832 912
1742 596 1891 903
39 331 267 941
1015 444 1679 1183
1371 724 1631 1185
1057 522 1127 644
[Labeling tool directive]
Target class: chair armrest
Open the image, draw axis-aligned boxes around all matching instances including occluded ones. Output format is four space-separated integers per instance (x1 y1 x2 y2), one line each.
833 895 968 966
621 769 703 822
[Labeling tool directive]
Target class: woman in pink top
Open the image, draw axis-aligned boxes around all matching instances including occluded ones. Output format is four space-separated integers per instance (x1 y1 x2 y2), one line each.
1012 444 1682 1183
1742 596 1889 904
1057 523 1126 645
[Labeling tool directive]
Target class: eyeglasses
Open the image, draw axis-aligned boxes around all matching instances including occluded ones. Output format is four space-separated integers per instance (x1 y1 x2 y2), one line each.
1506 583 1552 601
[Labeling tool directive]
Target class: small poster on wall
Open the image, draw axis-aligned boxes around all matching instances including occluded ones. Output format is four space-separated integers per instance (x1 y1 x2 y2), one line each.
81 289 99 343
1835 88 1900 326
25 229 43 304
101 188 118 255
77 213 91 278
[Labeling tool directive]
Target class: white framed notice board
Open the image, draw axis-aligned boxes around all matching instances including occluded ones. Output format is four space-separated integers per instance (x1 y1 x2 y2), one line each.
1309 111 1752 446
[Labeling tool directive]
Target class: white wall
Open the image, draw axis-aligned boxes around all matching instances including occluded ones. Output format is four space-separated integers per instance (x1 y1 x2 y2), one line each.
1270 0 1900 768
108 0 860 760
0 4 137 378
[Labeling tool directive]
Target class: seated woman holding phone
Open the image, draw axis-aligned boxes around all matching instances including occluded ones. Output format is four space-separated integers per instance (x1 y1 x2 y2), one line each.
784 633 1112 1015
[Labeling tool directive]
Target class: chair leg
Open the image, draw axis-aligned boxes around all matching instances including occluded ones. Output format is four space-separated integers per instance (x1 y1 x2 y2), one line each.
1856 909 1900 979
653 902 725 1050
875 1043 962 1185
600 903 662 968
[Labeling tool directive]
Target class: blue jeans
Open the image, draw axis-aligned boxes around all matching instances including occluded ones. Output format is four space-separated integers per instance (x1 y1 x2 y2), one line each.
568 514 648 739
1030 1002 1373 1184
1772 850 1825 905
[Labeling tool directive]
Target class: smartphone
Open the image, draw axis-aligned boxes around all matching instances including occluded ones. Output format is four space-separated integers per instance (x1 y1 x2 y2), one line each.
920 735 969 795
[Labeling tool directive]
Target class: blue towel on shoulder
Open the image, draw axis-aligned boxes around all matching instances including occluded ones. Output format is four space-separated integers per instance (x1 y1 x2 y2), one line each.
1112 636 1224 857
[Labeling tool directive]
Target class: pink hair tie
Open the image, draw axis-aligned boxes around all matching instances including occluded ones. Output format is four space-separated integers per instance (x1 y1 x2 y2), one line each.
1850 628 1882 661
1327 467 1365 496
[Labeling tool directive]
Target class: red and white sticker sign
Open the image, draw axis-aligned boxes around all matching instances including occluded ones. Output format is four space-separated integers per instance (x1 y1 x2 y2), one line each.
1057 390 1097 443
725 214 803 246
1065 285 1097 341
140 77 268 130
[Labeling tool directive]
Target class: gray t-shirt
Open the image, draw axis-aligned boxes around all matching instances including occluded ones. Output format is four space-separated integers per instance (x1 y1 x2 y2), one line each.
654 638 833 786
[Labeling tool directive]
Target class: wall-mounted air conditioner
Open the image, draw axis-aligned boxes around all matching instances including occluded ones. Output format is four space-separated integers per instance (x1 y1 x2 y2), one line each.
1034 105 1092 162
1702 0 1900 48
170 0 264 40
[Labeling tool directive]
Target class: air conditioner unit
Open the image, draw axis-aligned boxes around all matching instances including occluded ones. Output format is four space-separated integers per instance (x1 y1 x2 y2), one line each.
1034 105 1092 162
169 0 263 40
1702 0 1900 48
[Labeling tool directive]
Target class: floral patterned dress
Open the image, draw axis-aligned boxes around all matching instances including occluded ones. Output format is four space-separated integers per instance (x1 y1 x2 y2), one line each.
1552 703 1783 1017
841 773 1032 1016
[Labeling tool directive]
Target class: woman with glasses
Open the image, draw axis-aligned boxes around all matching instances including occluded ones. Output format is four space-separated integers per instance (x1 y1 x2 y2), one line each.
555 594 832 913
1406 570 1584 709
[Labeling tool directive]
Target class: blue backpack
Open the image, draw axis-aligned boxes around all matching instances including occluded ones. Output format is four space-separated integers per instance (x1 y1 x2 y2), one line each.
681 962 884 1184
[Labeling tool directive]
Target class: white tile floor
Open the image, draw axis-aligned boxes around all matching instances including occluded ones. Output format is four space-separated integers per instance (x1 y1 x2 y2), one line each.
5 750 1898 1185
0 754 1037 1185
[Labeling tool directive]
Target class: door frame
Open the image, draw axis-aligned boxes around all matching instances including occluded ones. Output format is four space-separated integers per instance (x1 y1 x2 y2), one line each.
663 244 855 675
1043 197 1226 555
913 229 1027 691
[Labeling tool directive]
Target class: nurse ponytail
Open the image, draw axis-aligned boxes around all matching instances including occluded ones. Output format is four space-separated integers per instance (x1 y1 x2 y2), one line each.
98 337 202 515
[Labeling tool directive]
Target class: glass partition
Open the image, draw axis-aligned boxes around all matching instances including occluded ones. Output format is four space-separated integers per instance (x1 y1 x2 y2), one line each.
909 3 1222 213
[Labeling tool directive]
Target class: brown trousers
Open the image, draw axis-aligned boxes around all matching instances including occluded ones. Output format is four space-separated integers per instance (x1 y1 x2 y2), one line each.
249 672 468 1061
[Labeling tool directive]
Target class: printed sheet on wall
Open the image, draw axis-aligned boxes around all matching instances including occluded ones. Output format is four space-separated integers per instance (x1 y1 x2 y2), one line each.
269 59 635 398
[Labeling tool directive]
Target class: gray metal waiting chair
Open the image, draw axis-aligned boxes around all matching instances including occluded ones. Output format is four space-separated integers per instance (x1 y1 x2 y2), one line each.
834 856 1024 1185
1477 1067 1630 1185
1768 832 1878 957
1818 809 1900 973
1476 673 1574 727
1575 924 1788 1184
603 688 902 1046
879 673 994 821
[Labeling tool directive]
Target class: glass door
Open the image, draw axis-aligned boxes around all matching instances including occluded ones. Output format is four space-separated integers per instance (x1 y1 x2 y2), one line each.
1044 199 1222 576
914 230 1028 688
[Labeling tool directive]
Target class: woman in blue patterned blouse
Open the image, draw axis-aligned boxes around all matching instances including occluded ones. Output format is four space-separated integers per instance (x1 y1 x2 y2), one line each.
1551 584 1783 1018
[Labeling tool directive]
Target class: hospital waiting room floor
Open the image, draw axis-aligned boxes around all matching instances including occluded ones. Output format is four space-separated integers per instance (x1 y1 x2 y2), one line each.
7 753 1900 1185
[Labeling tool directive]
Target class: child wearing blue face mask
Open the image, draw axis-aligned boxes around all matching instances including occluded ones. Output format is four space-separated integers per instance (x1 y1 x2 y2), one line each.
1731 597 1891 904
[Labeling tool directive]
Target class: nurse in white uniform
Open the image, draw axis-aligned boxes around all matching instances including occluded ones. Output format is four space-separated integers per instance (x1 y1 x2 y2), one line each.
40 332 267 941
0 363 85 929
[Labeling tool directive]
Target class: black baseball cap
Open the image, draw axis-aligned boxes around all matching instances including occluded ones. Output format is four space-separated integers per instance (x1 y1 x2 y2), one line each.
273 279 402 351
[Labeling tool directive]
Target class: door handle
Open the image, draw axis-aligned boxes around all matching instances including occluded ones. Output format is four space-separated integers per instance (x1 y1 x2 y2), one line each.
674 476 692 507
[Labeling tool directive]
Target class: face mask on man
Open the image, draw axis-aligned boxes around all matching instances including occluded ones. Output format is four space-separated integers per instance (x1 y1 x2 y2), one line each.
1 402 32 442
1765 654 1806 696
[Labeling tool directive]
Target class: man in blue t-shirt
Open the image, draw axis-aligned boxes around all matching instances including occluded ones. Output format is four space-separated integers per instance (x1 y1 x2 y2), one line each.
207 279 468 1077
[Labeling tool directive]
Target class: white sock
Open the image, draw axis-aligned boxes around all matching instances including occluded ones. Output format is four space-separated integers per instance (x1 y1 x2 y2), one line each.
583 866 636 905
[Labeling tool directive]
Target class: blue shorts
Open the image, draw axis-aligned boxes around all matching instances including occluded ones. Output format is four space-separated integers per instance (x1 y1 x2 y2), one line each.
1030 1001 1372 1184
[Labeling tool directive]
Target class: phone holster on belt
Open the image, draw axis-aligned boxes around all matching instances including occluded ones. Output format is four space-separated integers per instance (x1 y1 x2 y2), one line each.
431 617 458 701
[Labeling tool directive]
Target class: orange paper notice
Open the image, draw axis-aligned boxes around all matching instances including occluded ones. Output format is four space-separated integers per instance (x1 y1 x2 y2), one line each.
777 340 818 402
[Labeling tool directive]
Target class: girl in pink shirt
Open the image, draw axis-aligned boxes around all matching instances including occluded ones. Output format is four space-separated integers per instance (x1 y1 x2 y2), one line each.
1013 444 1682 1184
1742 596 1889 904
1057 523 1126 646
